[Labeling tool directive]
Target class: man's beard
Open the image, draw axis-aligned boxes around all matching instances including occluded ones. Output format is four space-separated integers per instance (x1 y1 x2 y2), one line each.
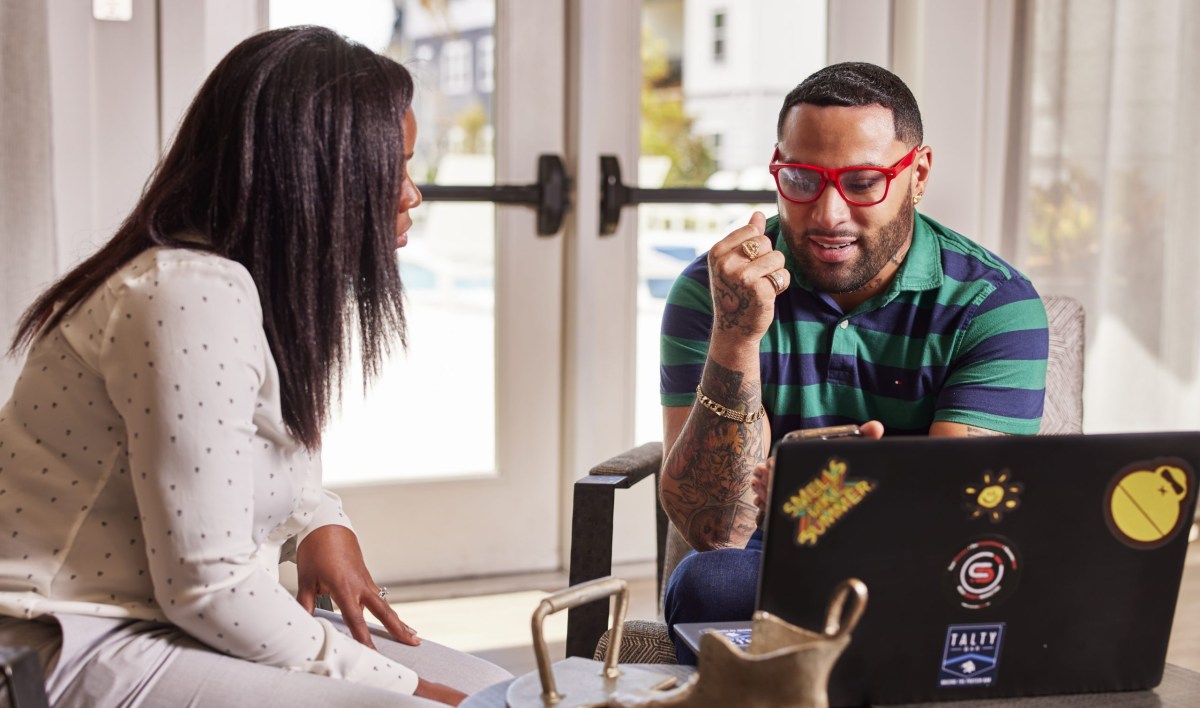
782 189 915 294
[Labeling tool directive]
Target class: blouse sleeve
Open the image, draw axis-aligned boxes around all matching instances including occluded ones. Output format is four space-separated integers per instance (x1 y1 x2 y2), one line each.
97 255 418 694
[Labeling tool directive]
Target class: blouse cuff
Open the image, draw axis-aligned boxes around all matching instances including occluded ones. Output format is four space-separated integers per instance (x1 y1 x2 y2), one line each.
301 616 419 695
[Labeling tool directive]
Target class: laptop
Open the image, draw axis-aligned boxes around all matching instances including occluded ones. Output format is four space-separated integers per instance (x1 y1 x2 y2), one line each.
674 432 1200 705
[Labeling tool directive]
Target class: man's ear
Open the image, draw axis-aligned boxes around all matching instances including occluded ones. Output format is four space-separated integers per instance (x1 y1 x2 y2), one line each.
913 145 933 194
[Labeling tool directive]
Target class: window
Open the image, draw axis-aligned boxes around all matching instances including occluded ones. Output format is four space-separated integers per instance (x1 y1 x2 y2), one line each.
713 11 726 63
476 35 495 93
441 39 472 95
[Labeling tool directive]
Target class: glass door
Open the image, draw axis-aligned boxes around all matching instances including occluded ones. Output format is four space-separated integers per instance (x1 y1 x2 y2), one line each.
268 0 567 583
633 0 828 446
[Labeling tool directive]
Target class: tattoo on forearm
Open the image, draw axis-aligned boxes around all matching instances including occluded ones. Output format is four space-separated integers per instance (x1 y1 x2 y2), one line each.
663 360 765 549
964 426 1006 437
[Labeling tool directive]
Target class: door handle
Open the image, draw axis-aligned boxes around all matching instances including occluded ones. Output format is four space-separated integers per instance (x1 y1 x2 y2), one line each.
416 154 568 236
599 155 776 235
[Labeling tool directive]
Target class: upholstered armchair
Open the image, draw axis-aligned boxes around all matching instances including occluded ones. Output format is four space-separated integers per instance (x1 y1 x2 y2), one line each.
565 295 1086 663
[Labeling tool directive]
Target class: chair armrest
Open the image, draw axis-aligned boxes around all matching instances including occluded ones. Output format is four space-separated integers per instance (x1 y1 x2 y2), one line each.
1 647 50 708
565 442 664 658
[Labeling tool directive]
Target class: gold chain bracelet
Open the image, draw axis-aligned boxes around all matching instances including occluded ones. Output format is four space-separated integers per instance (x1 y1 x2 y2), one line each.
695 384 767 424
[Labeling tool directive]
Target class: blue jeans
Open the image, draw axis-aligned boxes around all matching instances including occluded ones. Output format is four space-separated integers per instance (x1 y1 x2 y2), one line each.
663 529 763 665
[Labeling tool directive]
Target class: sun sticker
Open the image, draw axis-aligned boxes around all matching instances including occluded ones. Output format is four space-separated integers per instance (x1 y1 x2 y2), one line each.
963 470 1023 523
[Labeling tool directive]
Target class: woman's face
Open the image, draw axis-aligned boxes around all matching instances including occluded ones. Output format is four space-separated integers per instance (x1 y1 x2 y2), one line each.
395 108 422 249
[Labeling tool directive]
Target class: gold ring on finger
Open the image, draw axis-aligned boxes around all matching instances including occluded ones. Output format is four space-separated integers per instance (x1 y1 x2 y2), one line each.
741 240 760 260
767 270 786 293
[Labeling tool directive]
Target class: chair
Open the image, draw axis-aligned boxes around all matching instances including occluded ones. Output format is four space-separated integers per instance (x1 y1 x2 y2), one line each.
565 295 1086 662
0 647 50 708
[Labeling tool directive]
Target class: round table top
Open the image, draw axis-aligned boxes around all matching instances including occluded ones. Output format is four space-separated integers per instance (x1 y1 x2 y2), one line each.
463 663 1200 708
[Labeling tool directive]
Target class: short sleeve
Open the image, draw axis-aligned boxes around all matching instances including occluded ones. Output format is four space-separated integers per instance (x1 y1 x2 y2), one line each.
660 256 715 407
933 278 1049 434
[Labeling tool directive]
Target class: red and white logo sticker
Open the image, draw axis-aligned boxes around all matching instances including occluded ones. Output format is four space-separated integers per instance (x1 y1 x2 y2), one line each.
943 536 1021 610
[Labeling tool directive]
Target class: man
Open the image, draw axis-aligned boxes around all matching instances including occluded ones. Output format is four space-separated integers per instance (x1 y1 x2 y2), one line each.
658 62 1048 663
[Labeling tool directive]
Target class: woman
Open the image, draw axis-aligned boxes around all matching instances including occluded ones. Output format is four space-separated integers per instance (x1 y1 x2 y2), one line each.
0 26 508 706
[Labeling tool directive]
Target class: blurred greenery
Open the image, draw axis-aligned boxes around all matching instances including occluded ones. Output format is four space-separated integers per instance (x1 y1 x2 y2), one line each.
457 101 489 154
641 27 716 188
1027 164 1100 270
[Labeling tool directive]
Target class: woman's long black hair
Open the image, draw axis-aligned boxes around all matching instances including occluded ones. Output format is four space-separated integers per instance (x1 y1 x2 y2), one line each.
10 26 413 450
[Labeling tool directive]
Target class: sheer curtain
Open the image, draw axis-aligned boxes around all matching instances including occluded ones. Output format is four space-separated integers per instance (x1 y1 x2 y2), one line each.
1016 0 1200 432
0 0 56 397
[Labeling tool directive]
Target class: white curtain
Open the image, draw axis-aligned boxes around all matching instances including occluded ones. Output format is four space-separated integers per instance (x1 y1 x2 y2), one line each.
0 0 57 397
1017 0 1200 432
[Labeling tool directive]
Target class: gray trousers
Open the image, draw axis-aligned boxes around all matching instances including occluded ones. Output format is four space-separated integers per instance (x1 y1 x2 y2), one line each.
0 610 512 707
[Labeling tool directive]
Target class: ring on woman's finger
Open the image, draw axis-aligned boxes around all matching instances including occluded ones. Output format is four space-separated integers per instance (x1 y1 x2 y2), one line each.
378 586 389 601
766 270 787 293
741 240 760 260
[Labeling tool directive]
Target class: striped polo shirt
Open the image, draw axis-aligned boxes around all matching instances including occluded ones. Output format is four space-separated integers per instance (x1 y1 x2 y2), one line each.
660 212 1049 438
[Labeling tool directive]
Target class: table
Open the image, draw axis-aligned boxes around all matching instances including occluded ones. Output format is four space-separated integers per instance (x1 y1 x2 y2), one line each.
464 663 1200 707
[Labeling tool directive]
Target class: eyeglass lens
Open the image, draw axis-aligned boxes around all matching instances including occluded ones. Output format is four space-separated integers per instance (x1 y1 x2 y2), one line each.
777 167 891 205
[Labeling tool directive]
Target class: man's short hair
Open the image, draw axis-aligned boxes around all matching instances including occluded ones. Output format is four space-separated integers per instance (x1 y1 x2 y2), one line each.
777 62 923 147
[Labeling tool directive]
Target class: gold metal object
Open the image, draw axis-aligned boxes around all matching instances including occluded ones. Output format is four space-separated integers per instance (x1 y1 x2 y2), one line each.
694 385 767 424
506 577 677 707
741 240 760 260
610 578 868 708
767 270 786 293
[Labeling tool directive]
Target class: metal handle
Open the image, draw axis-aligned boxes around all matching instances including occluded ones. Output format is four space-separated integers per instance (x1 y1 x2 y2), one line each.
416 153 568 236
531 577 630 703
823 578 868 638
599 155 776 235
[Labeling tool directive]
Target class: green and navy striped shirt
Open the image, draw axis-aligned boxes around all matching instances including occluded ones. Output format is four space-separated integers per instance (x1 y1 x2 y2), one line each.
661 213 1048 438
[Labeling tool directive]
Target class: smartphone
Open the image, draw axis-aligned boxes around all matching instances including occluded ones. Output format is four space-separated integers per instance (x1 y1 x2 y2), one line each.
780 424 862 443
770 424 862 457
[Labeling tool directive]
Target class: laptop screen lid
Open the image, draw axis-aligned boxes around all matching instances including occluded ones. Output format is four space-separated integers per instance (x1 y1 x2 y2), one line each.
758 432 1199 706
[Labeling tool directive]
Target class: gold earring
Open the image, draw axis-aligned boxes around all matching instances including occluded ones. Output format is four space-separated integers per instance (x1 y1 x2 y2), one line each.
913 193 924 205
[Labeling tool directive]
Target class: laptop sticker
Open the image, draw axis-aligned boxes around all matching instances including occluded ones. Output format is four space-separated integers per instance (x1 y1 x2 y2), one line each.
962 469 1023 523
781 457 875 546
1104 459 1195 550
943 536 1021 610
938 623 1005 688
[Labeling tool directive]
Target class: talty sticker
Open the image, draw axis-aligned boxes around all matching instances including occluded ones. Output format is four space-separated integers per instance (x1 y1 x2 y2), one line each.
939 624 1005 687
781 457 875 546
1104 459 1195 549
962 469 1023 523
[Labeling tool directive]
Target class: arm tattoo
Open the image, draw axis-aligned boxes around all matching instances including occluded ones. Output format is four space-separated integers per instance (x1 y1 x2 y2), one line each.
964 426 1007 437
663 359 765 549
712 277 759 337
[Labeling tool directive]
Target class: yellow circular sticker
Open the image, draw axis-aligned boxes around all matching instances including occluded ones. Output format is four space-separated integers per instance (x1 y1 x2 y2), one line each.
1104 461 1194 549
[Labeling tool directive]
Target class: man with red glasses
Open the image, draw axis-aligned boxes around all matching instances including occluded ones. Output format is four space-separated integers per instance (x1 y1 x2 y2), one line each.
657 62 1048 664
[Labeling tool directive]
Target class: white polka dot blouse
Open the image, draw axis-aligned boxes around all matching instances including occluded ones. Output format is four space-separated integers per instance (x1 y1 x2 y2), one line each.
0 248 417 695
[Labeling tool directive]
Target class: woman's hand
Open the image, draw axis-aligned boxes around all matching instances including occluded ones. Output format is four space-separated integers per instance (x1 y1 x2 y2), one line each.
295 525 420 648
415 678 468 705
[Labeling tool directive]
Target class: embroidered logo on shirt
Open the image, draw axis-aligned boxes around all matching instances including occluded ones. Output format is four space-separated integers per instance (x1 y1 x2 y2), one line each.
781 458 875 546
